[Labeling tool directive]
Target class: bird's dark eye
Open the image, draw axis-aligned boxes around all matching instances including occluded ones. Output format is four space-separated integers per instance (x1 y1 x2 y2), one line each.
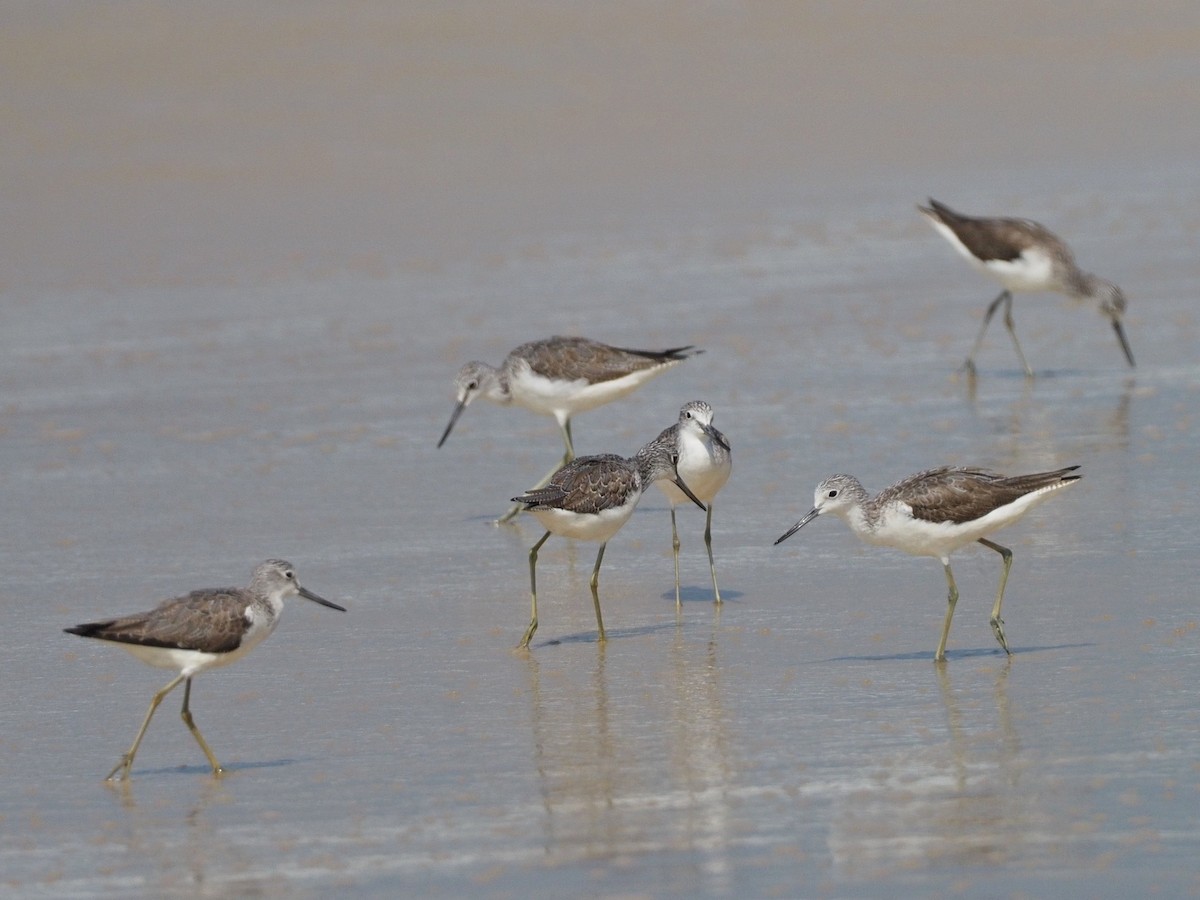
685 411 694 419
285 570 295 580
467 380 478 390
827 489 839 499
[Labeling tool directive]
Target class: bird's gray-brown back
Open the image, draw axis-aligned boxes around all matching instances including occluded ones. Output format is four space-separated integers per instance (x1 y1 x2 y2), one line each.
64 588 253 654
508 336 698 384
878 465 1081 526
920 199 1071 265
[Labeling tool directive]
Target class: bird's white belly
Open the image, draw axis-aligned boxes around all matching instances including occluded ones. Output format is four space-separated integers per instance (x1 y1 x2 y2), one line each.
978 251 1057 292
530 499 638 542
118 643 233 676
657 428 731 505
511 368 664 418
870 489 1062 560
116 604 280 676
930 219 1057 292
867 516 985 559
658 452 730 506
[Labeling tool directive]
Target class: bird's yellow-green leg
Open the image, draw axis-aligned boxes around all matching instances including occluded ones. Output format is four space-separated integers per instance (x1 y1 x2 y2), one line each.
998 292 1033 377
704 503 722 605
589 543 607 643
979 537 1014 655
106 672 187 780
518 532 552 649
561 417 575 461
962 290 1005 376
963 289 1032 378
670 507 682 608
496 503 523 525
180 677 223 776
934 562 960 663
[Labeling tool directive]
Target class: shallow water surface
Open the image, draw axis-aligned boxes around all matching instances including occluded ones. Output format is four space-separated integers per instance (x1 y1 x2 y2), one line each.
3 3 1199 897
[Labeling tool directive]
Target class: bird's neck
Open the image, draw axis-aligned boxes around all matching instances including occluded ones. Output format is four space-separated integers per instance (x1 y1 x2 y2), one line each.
1064 268 1101 300
838 503 876 539
634 453 669 492
260 593 286 620
242 596 285 644
488 370 514 406
632 461 653 492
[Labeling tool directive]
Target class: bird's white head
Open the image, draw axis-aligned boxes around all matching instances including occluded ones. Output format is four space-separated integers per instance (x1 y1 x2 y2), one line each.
452 361 502 408
1083 277 1135 367
438 362 504 447
1088 276 1126 319
680 400 713 427
678 400 730 451
251 560 346 611
774 474 865 545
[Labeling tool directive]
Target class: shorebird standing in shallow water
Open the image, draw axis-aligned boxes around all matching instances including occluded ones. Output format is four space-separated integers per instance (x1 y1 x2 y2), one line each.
510 438 705 649
918 199 1135 376
65 560 345 780
438 335 701 522
774 466 1080 661
650 401 732 606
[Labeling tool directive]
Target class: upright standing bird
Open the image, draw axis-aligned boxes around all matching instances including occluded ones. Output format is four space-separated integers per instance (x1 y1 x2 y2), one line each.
64 559 346 780
918 199 1134 376
650 401 732 606
774 466 1080 661
510 438 705 649
439 336 701 522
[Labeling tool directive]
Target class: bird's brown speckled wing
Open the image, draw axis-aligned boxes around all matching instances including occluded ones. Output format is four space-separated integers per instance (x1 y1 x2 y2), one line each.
516 336 697 384
924 199 1068 264
884 466 1080 525
65 589 249 654
511 484 569 508
513 453 634 514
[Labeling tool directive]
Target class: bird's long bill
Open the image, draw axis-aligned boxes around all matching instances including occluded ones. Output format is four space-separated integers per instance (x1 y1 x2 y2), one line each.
673 475 707 511
300 586 347 612
1113 319 1136 368
774 507 820 545
701 421 731 452
437 400 467 448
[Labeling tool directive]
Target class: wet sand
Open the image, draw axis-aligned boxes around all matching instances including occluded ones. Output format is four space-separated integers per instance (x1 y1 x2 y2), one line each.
3 3 1199 896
